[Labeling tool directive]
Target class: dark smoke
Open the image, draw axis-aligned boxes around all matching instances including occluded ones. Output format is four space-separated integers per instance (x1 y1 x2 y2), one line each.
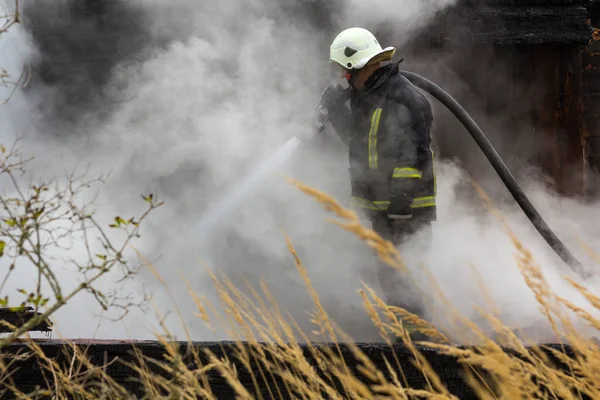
20 0 153 135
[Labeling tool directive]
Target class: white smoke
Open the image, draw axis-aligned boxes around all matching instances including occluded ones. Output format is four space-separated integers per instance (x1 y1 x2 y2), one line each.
1 0 599 345
342 0 456 40
402 161 600 343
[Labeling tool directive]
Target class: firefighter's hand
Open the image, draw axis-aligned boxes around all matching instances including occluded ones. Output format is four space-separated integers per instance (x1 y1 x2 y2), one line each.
312 105 329 133
318 84 347 111
312 85 342 133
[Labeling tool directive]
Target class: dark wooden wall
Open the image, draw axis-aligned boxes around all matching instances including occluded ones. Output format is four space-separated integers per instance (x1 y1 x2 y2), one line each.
507 44 585 198
391 0 593 200
0 340 584 399
397 42 587 201
582 34 600 198
433 43 586 198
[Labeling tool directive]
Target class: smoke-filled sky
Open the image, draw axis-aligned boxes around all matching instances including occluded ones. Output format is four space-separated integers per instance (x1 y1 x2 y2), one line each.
1 0 599 344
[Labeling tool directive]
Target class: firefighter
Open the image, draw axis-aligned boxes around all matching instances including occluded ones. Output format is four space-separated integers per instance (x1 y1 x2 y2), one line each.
317 27 437 341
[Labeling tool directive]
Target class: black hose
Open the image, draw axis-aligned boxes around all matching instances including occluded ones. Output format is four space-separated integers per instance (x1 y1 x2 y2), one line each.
399 70 588 278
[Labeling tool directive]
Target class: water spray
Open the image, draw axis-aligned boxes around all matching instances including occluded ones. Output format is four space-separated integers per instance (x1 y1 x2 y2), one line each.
187 136 302 246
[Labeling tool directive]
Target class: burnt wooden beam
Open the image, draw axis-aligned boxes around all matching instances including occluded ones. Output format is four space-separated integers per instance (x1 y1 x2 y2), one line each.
0 307 53 334
0 339 587 399
437 3 591 45
580 30 600 197
482 0 582 5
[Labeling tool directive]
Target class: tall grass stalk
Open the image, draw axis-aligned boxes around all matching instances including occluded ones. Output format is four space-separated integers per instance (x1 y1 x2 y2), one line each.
0 179 598 399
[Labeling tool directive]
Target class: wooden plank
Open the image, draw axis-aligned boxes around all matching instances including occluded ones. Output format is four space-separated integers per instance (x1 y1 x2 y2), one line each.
439 4 591 45
465 44 515 178
508 45 517 143
512 45 538 164
582 52 600 73
559 46 586 196
582 80 600 95
500 45 519 164
526 46 541 165
482 0 577 4
558 47 567 194
585 114 600 133
0 307 53 334
0 340 586 399
530 45 562 187
585 136 600 198
582 43 600 198
486 46 515 116
582 94 600 113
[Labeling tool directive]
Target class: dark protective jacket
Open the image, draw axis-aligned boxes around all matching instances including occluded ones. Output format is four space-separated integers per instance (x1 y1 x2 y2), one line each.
328 62 437 221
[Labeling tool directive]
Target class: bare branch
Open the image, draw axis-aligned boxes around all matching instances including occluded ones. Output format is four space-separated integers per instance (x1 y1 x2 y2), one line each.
0 138 162 348
0 0 26 105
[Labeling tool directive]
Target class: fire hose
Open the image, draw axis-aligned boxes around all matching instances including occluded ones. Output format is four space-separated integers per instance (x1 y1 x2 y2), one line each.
314 70 587 279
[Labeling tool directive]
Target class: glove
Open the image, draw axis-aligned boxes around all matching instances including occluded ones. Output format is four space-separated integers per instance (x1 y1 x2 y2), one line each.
312 84 349 132
387 193 413 220
318 84 347 110
312 105 329 133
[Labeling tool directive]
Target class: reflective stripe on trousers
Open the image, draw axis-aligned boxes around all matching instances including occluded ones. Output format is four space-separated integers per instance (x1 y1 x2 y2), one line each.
350 196 435 211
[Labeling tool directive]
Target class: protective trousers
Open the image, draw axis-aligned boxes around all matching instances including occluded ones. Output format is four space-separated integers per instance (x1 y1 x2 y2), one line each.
371 213 432 322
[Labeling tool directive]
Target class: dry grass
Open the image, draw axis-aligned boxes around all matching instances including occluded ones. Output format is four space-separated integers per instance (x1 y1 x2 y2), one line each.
1 179 599 399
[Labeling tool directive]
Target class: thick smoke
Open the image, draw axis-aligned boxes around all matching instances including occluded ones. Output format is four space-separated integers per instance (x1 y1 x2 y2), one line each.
1 0 599 344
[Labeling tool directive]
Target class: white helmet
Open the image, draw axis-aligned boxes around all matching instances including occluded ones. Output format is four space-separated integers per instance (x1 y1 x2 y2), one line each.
329 27 396 70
